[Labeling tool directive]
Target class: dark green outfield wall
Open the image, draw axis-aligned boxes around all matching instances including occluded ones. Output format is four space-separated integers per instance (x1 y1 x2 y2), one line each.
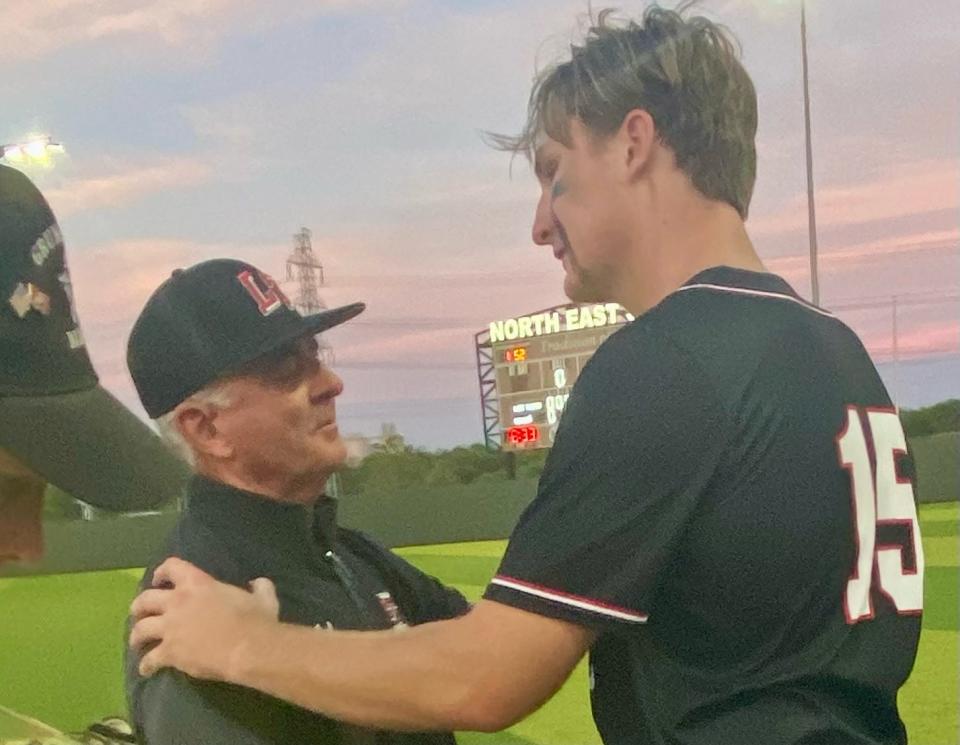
336 477 538 547
0 478 539 577
2 432 955 578
912 432 959 504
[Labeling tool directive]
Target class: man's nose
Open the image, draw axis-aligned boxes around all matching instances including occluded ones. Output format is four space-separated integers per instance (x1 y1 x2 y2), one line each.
531 192 553 246
311 364 343 401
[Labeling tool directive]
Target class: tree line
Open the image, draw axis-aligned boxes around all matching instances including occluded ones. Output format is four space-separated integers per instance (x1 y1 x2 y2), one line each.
40 399 958 518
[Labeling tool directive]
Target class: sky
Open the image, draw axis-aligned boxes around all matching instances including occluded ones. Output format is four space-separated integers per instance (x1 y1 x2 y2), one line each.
3 0 958 449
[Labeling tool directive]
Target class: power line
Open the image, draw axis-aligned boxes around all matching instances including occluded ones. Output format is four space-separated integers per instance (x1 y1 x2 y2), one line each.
335 294 960 329
830 292 958 312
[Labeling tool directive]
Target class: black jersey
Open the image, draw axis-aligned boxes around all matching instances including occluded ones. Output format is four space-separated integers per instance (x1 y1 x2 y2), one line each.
484 267 924 745
126 476 468 745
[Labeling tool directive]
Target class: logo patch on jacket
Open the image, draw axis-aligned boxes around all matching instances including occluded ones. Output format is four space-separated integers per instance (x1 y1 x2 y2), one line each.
376 591 408 629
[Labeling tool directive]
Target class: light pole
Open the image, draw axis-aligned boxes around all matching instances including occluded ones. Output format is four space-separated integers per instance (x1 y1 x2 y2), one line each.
800 0 821 306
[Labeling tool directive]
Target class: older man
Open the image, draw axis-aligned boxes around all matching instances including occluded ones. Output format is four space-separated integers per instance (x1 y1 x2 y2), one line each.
124 258 467 745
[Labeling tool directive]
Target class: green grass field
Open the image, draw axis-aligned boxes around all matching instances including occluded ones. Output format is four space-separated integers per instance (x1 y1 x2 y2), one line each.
1 503 956 744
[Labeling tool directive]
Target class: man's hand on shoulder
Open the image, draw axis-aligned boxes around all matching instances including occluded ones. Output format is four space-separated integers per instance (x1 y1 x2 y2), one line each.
129 557 279 681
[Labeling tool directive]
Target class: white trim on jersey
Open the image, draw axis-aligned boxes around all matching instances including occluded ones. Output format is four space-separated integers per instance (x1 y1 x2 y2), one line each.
490 575 649 624
675 283 836 319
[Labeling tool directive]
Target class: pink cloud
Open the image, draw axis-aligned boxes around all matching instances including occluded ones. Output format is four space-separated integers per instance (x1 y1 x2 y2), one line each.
70 239 211 319
44 159 213 217
766 228 958 274
748 159 959 237
0 0 231 61
854 320 959 362
762 225 958 306
338 326 479 364
0 0 409 63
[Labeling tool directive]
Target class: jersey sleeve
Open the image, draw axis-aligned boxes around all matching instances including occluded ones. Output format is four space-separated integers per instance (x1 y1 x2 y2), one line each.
484 322 730 631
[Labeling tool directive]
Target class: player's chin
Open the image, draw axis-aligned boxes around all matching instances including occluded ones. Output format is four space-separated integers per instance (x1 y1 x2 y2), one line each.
563 274 607 304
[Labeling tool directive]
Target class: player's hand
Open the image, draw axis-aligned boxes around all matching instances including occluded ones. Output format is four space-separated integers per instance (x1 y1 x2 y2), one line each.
129 557 279 681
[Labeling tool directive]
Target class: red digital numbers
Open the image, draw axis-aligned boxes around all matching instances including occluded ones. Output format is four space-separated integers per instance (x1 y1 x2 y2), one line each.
505 425 540 446
505 347 528 363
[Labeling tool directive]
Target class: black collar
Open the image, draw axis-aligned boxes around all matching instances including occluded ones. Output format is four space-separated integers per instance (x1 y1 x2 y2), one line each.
681 266 802 298
184 475 339 557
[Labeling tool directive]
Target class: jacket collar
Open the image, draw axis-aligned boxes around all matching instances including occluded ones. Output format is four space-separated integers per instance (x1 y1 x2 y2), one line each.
184 475 339 556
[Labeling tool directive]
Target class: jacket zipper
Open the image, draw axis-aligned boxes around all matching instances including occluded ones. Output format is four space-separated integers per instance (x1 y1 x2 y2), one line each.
324 549 369 614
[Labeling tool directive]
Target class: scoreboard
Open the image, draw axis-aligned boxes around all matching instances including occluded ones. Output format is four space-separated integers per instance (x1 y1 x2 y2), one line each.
476 302 633 450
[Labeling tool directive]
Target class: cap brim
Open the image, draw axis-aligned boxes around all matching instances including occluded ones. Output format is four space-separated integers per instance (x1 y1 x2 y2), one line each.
219 301 366 382
0 386 189 511
301 302 366 335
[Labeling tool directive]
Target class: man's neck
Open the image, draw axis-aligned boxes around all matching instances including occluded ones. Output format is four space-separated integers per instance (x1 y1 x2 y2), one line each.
617 198 764 315
193 462 325 507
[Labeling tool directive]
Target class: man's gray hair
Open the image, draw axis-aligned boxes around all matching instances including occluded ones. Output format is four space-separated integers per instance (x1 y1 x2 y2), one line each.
154 382 234 468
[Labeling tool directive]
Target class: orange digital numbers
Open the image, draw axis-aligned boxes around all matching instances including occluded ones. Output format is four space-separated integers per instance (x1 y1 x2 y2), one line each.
505 347 528 363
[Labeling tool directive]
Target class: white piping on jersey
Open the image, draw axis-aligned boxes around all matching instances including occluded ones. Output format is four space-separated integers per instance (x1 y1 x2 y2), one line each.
491 576 649 624
675 283 836 319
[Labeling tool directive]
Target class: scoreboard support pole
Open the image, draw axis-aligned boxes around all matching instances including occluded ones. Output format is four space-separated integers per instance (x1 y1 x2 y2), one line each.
474 327 501 449
502 451 517 480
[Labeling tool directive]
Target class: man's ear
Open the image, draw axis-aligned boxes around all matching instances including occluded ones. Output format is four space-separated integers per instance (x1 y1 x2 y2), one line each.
176 404 233 460
620 108 658 181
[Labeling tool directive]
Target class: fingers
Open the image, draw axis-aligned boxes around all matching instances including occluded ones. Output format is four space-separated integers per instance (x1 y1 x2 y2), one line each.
152 556 211 588
139 645 165 678
129 615 165 653
249 577 280 618
130 588 172 621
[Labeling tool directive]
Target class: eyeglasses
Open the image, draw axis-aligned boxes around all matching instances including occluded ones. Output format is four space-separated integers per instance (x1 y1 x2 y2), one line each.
231 337 322 389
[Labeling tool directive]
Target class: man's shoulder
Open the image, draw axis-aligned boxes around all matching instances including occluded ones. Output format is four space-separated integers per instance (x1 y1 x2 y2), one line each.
140 514 244 589
337 527 400 566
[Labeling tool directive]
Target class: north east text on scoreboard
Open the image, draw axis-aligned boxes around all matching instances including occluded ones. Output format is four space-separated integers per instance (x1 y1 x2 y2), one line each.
478 302 634 450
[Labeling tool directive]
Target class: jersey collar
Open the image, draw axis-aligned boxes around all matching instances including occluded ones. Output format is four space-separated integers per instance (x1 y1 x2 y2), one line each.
681 266 801 298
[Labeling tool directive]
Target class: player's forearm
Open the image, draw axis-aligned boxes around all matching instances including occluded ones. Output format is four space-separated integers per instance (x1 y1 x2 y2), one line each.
225 615 515 732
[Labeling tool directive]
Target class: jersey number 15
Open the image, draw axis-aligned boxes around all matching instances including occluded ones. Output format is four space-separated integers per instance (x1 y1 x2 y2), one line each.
837 406 924 624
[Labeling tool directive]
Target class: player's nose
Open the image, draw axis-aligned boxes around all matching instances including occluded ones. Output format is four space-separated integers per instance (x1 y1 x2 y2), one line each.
531 190 554 247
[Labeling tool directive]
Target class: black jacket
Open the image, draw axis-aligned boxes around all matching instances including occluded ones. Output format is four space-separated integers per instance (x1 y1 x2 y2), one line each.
126 476 468 745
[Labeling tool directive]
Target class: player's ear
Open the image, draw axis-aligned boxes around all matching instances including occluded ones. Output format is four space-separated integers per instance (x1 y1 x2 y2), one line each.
175 402 233 461
620 109 657 181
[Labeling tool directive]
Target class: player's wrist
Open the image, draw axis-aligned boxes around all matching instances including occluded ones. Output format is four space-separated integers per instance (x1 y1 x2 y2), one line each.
224 615 277 687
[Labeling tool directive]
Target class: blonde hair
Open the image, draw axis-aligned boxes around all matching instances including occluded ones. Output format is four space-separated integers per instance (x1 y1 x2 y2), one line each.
489 4 758 218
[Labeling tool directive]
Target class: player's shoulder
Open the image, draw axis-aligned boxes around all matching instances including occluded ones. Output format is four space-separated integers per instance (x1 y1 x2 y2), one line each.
572 309 714 412
654 266 837 330
644 266 843 360
581 266 843 396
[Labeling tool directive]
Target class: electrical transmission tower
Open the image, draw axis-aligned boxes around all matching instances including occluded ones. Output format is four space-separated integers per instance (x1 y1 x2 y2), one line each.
286 227 326 314
286 227 335 369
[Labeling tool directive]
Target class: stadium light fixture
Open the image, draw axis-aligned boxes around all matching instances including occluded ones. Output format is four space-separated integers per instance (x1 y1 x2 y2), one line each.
0 136 65 165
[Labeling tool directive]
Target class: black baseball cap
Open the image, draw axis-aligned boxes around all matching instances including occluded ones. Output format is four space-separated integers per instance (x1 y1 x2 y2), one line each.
0 163 189 510
127 258 364 418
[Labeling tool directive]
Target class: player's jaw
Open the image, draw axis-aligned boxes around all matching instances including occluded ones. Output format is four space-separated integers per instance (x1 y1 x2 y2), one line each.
552 214 618 304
